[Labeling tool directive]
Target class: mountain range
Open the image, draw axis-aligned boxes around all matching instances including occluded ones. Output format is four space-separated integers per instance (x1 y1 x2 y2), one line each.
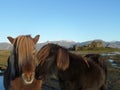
0 40 120 50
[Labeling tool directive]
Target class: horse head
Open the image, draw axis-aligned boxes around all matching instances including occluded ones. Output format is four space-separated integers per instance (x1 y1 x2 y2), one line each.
35 43 69 80
7 35 40 84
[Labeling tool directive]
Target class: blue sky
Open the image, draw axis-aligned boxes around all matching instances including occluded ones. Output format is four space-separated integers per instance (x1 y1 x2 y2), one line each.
0 0 120 43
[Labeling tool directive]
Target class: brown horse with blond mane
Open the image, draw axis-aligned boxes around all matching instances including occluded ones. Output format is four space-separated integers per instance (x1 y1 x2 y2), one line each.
35 43 107 90
4 35 42 90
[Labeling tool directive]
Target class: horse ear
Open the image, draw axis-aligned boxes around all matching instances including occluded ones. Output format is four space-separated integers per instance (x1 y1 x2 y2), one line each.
33 35 40 44
57 48 69 71
7 36 15 44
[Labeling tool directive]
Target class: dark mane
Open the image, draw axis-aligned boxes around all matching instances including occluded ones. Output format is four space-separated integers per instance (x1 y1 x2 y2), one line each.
37 43 88 70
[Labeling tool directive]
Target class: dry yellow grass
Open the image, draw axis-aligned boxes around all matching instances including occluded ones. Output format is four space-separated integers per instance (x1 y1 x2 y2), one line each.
0 50 10 69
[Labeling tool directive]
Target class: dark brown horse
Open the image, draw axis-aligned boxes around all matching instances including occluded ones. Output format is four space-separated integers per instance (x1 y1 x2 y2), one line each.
35 43 107 90
4 35 42 90
84 54 107 90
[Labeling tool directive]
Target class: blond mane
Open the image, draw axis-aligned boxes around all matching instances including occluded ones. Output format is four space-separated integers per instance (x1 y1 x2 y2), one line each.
12 35 36 69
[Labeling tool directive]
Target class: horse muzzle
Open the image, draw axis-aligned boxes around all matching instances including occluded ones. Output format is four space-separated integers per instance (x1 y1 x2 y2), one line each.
22 72 35 84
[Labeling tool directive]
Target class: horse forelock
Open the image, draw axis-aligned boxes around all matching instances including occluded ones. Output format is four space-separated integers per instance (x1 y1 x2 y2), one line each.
12 35 36 70
37 44 51 65
37 44 66 65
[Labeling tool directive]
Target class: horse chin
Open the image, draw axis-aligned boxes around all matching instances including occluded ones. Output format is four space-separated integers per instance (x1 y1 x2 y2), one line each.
22 73 34 85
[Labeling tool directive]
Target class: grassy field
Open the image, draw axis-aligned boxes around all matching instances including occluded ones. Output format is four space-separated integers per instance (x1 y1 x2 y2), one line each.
71 47 120 54
0 50 10 70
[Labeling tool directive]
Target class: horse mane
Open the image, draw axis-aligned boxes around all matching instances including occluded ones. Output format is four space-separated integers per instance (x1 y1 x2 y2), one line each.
12 35 35 70
84 54 105 68
37 43 69 69
37 44 51 65
56 47 69 70
37 43 88 71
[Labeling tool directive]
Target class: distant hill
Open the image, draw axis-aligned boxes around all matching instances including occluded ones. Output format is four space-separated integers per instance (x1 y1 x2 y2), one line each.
0 40 76 50
36 40 76 50
106 41 120 48
0 42 12 50
0 40 120 50
76 40 120 48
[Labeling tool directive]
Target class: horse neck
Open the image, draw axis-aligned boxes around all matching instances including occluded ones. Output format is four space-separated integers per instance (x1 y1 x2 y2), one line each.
10 77 42 90
10 48 24 77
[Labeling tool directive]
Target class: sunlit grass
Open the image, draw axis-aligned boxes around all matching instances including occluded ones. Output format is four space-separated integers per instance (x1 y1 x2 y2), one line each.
0 50 10 69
